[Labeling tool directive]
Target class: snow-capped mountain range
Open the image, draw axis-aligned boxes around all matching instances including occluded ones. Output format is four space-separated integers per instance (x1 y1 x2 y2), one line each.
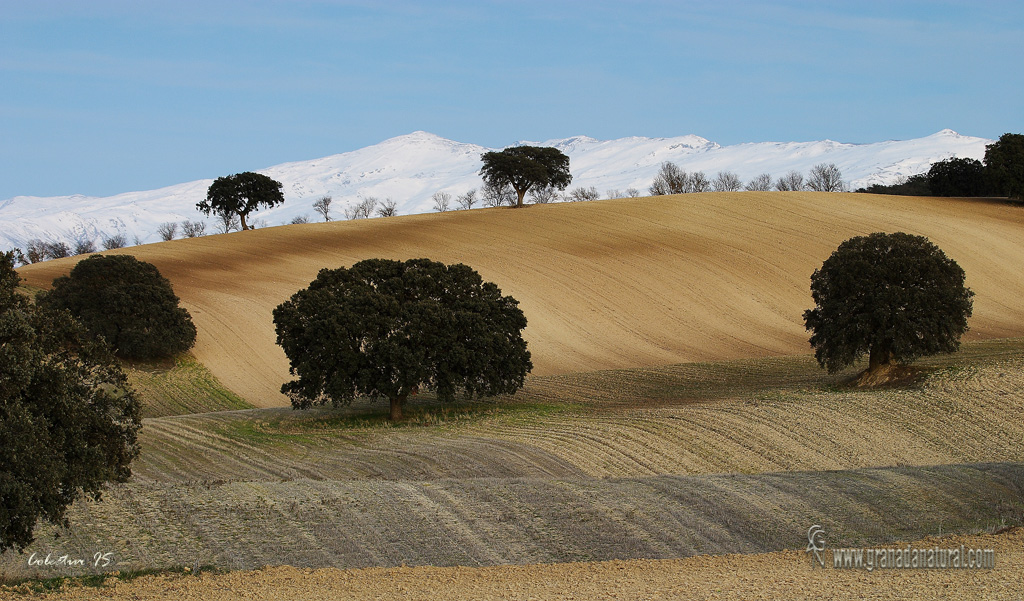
1 129 991 252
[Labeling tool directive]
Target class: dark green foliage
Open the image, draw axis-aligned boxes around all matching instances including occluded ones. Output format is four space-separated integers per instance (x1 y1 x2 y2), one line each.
274 258 532 420
803 233 973 374
0 252 142 553
196 171 285 230
984 133 1024 200
38 254 196 360
855 174 932 196
479 146 572 207
857 160 990 197
927 157 989 197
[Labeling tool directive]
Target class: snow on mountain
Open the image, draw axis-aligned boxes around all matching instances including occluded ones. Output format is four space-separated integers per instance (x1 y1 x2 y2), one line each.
1 129 990 252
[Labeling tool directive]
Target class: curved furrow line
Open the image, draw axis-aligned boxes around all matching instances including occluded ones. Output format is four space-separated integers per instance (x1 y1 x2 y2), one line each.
485 415 729 476
545 419 672 475
652 408 809 473
131 358 1024 485
491 422 650 477
137 419 323 482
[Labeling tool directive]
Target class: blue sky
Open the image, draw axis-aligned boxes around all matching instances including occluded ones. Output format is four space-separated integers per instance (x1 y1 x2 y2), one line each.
1 0 1021 199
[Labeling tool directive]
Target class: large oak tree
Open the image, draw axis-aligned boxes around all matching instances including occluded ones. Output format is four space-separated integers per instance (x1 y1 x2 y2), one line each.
274 258 532 420
197 171 285 231
479 146 571 208
803 232 973 375
1 252 141 552
39 254 196 360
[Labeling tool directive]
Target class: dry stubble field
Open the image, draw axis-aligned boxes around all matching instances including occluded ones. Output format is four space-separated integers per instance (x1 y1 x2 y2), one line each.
7 193 1024 598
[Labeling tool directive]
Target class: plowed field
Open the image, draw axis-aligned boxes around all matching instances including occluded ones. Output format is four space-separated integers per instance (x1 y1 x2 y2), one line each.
17 193 1024 406
125 351 1024 484
4 351 1023 581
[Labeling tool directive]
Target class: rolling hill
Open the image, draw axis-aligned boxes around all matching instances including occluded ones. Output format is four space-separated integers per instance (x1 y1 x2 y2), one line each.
16 191 1024 407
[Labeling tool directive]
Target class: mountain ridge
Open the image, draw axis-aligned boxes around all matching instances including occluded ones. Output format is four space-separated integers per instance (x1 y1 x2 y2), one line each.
1 129 991 251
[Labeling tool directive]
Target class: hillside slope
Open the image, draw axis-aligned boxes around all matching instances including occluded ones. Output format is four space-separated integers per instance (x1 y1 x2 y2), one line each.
17 192 1024 407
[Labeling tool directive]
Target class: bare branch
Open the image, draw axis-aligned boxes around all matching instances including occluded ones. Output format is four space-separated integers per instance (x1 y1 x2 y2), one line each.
313 196 332 222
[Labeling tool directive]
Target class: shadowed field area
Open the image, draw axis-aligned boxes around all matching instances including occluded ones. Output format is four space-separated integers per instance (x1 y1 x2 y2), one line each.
17 193 1024 407
3 464 1021 578
3 344 1023 580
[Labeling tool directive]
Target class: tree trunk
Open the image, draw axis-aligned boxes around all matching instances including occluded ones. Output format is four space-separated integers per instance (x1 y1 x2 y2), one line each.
389 393 408 421
515 187 526 208
239 212 250 231
868 345 891 373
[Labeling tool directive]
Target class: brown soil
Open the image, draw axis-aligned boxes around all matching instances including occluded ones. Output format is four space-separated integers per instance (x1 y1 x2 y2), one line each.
11 528 1021 600
16 192 1024 407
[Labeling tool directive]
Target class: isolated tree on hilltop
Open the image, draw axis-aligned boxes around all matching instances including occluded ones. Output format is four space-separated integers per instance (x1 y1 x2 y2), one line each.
39 254 197 360
274 258 532 421
157 222 178 241
24 240 47 263
803 232 973 376
181 220 207 238
480 146 572 208
197 172 284 231
101 232 128 250
73 237 97 255
43 241 70 260
0 252 141 553
344 197 377 219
